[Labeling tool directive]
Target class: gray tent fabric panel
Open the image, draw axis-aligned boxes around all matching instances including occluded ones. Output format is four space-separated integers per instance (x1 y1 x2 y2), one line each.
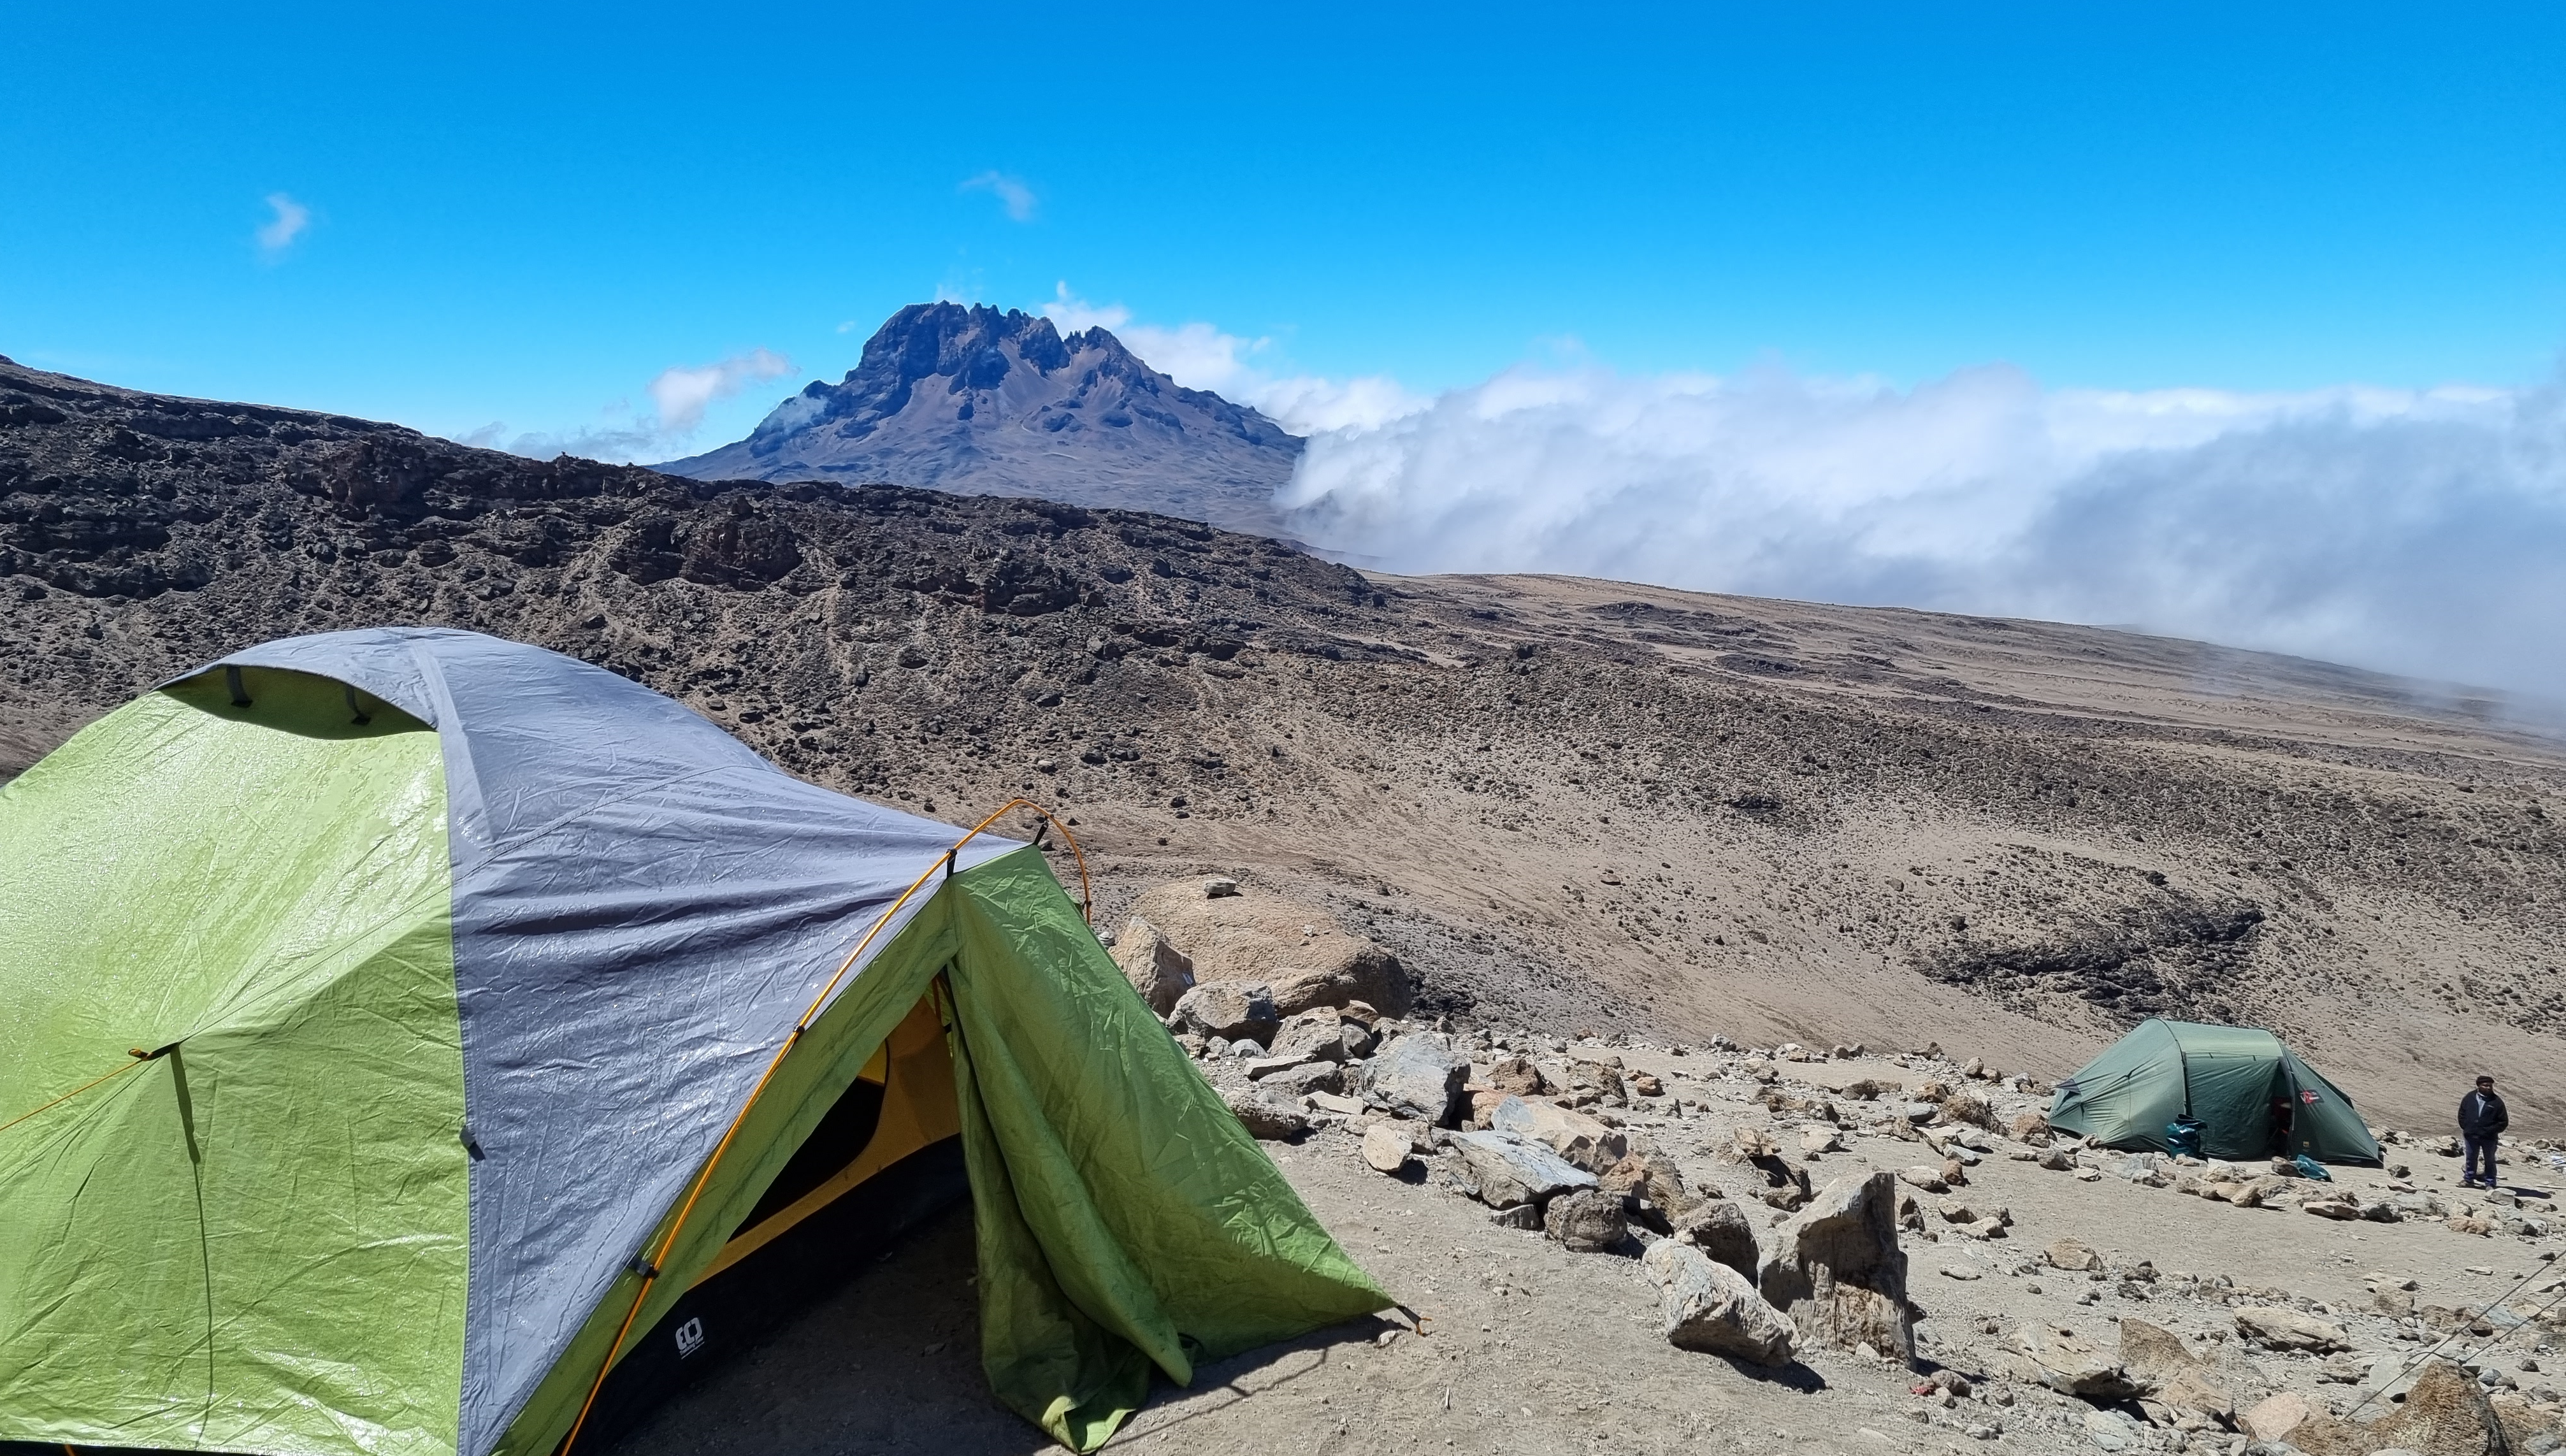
194 629 1020 1456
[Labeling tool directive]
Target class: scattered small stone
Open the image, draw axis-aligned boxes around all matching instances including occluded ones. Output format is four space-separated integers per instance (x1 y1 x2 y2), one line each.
2045 1239 2103 1272
1362 1123 1416 1174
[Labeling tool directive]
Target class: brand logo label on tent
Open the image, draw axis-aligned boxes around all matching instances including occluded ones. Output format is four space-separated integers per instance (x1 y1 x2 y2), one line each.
2300 1090 2319 1105
675 1318 705 1358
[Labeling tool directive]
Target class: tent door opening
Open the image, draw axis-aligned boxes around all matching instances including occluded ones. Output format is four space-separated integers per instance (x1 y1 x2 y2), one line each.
572 987 968 1446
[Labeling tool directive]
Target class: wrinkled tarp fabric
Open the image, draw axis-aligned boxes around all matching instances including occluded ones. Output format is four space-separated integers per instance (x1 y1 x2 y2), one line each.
0 671 468 1456
944 853 1392 1449
2049 1018 2381 1164
208 629 1018 1456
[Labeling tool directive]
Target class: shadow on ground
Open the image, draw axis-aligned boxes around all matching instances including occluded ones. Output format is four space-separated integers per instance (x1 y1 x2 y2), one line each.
607 1213 1392 1456
608 1215 1039 1456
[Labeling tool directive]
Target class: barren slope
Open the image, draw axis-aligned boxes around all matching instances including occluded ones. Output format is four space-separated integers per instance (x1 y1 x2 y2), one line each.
3 355 2561 1133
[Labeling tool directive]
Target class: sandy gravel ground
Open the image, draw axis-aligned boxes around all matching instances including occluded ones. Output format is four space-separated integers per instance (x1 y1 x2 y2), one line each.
617 1048 2566 1456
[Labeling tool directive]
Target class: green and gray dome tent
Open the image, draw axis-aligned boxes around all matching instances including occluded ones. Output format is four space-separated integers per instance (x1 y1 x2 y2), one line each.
0 627 1386 1456
2047 1018 2381 1165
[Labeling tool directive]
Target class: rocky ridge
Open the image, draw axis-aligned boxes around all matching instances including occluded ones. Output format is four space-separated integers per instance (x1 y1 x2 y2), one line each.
658 303 1302 537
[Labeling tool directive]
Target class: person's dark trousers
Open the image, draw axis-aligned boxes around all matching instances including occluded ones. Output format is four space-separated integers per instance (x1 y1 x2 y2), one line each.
2466 1133 2499 1185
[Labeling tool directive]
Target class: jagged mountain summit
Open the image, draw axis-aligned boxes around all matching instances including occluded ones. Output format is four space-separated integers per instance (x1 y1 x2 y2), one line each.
660 303 1303 537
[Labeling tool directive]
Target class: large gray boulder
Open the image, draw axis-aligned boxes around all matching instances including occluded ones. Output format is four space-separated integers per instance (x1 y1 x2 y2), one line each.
2118 1318 2233 1424
1489 1096 1627 1172
1258 1061 1344 1099
1360 1032 1469 1125
1675 1199 1761 1285
1450 1130 1596 1211
1220 1086 1307 1141
1641 1240 1796 1366
1169 981 1279 1044
2012 1322 2144 1400
1755 1171 1915 1359
2233 1306 2354 1353
1120 878 1413 1014
1109 916 1195 1014
1271 1006 1367 1063
1541 1188 1628 1253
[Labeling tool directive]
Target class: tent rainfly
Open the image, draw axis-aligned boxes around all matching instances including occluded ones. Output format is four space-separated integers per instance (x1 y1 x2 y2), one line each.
2047 1018 2382 1165
0 628 1387 1456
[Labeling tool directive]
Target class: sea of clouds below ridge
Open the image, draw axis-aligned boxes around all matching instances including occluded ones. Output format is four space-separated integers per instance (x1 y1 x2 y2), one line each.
1266 363 2566 702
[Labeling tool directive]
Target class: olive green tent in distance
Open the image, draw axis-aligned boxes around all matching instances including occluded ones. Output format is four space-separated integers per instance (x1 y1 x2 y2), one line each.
0 628 1388 1456
2048 1018 2382 1165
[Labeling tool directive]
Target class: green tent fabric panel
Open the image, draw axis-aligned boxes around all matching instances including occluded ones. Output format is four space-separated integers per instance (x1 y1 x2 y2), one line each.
944 849 1391 1448
2176 1052 2286 1160
2279 1053 2383 1164
2159 1022 2288 1161
2049 1020 2186 1149
948 1011 1156 1450
0 671 469 1456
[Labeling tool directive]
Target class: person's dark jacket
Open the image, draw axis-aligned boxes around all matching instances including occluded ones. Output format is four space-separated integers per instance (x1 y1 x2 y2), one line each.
2460 1089 2510 1137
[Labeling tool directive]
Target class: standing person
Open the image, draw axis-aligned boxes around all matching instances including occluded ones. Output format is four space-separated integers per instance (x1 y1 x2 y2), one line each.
2460 1075 2509 1189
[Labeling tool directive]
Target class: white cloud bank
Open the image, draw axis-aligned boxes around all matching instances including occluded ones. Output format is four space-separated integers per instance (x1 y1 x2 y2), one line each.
647 347 793 433
1278 363 2566 696
456 349 795 463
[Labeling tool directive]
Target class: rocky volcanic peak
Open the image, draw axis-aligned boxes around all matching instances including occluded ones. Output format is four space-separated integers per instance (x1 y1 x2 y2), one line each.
660 303 1304 537
4 353 2565 1134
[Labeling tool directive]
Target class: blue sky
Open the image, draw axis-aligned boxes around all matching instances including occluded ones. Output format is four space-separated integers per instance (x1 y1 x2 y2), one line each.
4 2 2562 457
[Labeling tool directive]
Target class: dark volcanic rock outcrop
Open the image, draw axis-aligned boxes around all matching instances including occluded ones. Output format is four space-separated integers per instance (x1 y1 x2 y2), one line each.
659 304 1303 537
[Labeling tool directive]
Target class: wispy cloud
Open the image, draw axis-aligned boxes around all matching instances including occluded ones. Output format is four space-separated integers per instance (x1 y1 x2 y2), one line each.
454 348 797 465
1279 362 2566 696
647 347 795 434
960 170 1037 222
1039 284 1427 435
456 419 663 461
1039 281 1129 333
255 192 310 257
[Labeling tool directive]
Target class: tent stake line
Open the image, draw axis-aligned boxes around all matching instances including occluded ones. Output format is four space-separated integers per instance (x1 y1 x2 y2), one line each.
556 796 1089 1456
0 1043 173 1139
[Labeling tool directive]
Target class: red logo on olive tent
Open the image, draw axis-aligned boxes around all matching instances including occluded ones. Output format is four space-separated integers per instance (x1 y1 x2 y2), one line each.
2301 1090 2320 1104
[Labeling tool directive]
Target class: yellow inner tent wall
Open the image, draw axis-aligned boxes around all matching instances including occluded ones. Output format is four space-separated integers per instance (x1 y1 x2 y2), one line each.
694 992 960 1285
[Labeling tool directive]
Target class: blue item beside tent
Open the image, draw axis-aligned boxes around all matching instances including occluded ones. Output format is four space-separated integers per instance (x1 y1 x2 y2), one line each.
2293 1153 2332 1181
2165 1118 2205 1158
